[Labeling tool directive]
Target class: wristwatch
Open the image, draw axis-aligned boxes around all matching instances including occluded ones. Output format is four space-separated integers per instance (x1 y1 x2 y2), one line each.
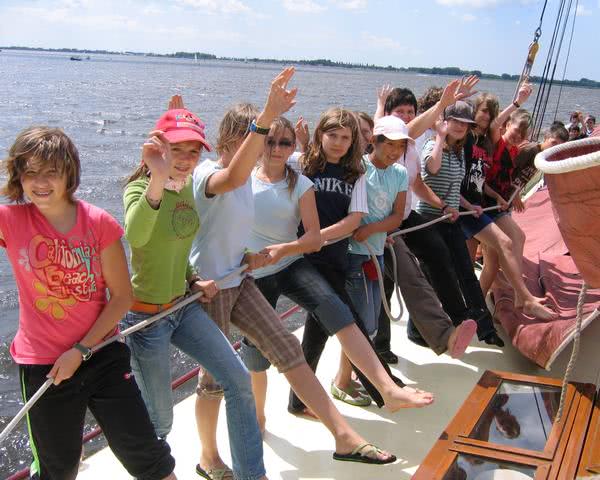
249 120 270 135
73 342 92 361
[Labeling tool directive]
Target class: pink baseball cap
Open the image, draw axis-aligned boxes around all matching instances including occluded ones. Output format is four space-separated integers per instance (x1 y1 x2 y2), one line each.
155 108 212 151
373 115 414 143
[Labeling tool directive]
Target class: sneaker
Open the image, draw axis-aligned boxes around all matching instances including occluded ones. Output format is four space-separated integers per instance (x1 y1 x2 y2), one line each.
483 331 505 347
331 382 372 407
377 350 399 364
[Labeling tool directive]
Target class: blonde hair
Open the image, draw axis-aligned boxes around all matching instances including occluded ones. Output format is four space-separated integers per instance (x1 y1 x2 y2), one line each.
261 117 298 195
508 108 531 138
301 108 364 183
2 126 80 203
216 103 260 155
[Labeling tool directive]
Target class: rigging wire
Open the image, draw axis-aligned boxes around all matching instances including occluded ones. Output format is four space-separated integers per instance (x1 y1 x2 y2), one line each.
553 0 579 122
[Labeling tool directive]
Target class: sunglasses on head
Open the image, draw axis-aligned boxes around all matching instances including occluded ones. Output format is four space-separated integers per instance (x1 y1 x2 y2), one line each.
266 138 294 148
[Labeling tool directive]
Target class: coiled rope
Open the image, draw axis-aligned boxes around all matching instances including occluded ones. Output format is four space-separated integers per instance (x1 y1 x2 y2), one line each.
534 138 600 422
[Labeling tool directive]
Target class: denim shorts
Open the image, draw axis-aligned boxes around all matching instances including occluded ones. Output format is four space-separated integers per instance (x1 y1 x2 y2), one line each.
486 209 511 222
459 212 494 239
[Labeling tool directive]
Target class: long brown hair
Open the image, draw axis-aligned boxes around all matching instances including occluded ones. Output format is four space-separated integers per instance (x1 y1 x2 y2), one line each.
261 117 298 196
301 107 364 183
472 93 500 156
2 126 80 203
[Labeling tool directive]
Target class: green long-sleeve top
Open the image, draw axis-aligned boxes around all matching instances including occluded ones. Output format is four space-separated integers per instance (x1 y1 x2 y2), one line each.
124 177 200 304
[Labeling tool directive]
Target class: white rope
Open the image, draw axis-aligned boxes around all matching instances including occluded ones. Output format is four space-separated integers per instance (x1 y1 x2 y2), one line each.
323 189 521 325
0 265 248 445
0 378 53 444
535 137 600 174
555 283 588 422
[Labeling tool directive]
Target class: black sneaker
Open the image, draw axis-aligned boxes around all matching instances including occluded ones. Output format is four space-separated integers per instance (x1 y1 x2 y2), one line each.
377 350 399 364
483 332 505 347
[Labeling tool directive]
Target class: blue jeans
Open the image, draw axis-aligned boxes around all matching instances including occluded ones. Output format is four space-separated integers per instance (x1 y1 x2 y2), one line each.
240 258 354 371
345 253 384 337
122 301 265 480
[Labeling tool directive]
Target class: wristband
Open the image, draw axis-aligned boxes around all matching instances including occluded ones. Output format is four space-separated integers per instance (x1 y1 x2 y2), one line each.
249 120 270 135
73 342 92 361
513 100 521 109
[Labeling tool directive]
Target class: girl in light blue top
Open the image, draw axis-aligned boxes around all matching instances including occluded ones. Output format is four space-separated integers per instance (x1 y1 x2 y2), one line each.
346 115 410 337
241 117 434 434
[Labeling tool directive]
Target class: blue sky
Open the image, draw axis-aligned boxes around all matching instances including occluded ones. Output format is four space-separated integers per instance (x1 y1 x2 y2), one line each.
1 0 599 80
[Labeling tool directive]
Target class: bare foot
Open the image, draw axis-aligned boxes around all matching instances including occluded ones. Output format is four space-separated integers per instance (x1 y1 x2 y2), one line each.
383 386 434 411
522 299 558 321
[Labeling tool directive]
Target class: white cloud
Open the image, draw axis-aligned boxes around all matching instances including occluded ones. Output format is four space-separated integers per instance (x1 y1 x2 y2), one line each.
282 0 327 13
360 32 403 50
450 10 478 21
436 0 500 7
576 4 593 15
142 5 164 15
330 0 368 9
175 0 251 14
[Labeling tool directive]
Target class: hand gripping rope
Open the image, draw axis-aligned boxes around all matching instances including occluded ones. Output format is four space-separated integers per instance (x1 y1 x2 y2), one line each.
324 188 521 326
0 265 249 445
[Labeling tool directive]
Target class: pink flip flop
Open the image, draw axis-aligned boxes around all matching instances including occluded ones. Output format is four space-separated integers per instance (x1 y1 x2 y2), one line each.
449 319 477 359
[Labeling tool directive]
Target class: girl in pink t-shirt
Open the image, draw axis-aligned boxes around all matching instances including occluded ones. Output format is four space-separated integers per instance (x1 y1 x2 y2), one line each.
0 127 176 480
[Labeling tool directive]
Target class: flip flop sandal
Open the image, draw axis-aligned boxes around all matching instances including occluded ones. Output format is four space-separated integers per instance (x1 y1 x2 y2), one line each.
449 319 477 359
195 465 234 480
333 442 397 465
331 381 371 407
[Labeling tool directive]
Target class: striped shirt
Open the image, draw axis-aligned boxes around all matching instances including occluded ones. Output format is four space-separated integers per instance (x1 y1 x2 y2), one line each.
417 138 465 218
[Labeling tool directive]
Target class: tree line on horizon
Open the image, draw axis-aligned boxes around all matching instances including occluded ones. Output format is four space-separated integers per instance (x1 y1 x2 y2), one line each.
3 46 599 89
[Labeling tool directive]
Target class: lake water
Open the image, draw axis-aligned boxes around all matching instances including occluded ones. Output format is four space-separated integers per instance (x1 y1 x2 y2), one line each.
0 49 599 476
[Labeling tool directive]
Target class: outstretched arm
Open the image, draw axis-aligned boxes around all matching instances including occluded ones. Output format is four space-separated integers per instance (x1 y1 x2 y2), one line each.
206 67 298 196
490 82 533 144
407 75 479 139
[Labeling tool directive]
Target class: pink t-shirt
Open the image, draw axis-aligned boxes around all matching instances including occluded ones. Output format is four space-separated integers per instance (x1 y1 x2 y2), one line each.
0 201 123 364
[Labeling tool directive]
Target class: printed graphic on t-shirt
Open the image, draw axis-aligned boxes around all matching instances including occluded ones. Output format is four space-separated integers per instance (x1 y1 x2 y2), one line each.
171 201 200 239
467 145 487 194
312 177 354 197
371 190 390 217
26 233 101 320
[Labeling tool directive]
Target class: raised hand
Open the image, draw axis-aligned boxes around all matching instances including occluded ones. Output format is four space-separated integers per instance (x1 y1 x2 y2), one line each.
515 81 533 106
435 119 448 138
263 67 298 120
142 130 172 183
295 116 310 152
456 75 479 101
377 84 393 106
168 94 185 110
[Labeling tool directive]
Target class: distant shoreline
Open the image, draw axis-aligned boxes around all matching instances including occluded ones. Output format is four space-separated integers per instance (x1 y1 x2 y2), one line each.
2 45 599 89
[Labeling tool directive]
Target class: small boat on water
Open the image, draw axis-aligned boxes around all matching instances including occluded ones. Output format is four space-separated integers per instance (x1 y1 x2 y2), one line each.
70 56 83 61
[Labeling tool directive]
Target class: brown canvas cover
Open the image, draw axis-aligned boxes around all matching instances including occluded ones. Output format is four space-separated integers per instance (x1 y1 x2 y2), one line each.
491 188 600 369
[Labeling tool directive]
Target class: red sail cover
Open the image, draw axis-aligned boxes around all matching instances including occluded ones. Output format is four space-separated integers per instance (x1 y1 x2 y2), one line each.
491 188 600 369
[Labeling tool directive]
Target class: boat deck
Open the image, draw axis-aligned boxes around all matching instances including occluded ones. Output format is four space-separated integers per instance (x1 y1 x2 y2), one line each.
77 296 600 479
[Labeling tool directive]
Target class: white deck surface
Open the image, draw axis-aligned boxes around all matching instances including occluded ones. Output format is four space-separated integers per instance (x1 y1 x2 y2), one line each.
78 296 600 479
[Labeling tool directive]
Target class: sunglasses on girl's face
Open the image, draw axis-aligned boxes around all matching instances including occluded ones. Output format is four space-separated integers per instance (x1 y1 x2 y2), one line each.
266 139 294 148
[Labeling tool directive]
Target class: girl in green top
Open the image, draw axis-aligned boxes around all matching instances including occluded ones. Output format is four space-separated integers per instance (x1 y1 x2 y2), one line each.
122 109 268 480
